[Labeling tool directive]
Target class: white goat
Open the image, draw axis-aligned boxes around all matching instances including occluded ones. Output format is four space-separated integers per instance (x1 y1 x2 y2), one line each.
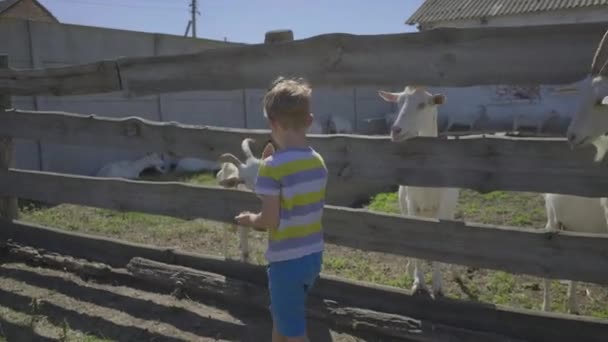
379 86 460 297
542 194 606 314
542 31 608 314
216 138 266 191
173 157 220 173
215 138 275 262
96 153 167 179
327 114 354 134
567 30 608 161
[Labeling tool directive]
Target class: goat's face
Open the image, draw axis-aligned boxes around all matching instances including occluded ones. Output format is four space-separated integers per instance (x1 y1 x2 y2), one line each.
216 162 241 188
378 86 445 142
566 30 608 161
567 76 608 147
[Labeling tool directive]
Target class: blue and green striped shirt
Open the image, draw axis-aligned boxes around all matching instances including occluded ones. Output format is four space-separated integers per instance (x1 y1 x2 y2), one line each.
255 147 327 262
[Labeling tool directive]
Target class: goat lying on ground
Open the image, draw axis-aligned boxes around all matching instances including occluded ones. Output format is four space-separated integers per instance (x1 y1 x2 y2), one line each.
171 157 220 174
96 153 167 179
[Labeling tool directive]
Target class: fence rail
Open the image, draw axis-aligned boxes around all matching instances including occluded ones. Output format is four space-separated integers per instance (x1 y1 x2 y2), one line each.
1 22 606 96
1 168 607 285
2 109 608 202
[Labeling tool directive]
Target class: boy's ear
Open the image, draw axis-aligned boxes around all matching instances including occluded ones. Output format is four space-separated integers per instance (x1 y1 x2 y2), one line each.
262 141 275 159
306 113 314 127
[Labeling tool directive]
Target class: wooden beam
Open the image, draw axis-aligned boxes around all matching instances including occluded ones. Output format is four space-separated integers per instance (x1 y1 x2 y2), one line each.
0 55 17 221
0 60 121 96
127 257 519 342
2 222 607 342
1 171 608 285
0 243 526 341
0 23 606 96
2 109 608 201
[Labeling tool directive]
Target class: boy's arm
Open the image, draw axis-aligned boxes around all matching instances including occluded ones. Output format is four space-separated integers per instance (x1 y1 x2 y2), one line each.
235 157 280 230
246 194 280 231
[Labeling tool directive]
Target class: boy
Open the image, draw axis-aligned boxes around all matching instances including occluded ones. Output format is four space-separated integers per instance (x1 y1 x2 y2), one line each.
235 77 327 342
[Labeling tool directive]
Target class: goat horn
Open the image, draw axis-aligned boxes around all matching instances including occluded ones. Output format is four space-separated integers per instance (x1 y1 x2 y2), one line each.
241 138 255 159
600 59 608 77
591 30 608 76
218 153 243 166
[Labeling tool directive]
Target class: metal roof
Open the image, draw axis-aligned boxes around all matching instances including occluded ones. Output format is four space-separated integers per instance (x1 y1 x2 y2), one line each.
406 0 608 25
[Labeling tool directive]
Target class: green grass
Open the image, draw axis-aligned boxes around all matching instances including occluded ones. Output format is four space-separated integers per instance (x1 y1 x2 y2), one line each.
17 173 608 319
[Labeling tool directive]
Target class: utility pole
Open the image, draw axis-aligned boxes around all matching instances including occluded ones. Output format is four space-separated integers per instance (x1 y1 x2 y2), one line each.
184 20 192 37
190 0 198 38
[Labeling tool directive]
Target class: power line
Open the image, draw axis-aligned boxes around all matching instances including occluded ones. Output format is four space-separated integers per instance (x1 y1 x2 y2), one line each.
54 0 185 12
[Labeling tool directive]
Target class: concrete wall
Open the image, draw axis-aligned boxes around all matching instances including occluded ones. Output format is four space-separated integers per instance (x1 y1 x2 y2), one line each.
0 18 393 175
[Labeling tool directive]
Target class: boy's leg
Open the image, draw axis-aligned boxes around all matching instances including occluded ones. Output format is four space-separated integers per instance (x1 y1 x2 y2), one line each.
272 324 288 342
268 253 322 341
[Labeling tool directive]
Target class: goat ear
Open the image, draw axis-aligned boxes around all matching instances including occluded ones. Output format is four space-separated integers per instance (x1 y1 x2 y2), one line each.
262 142 275 159
431 94 446 105
601 96 608 106
378 90 400 103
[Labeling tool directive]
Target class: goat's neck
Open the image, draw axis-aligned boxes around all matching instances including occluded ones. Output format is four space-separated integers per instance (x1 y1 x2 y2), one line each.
417 109 439 137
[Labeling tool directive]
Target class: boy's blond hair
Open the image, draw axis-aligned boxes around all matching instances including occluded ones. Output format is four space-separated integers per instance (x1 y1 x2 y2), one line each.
263 77 311 129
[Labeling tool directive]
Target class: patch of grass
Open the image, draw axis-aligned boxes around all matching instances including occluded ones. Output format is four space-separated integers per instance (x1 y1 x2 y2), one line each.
323 254 412 288
366 192 400 214
481 272 516 305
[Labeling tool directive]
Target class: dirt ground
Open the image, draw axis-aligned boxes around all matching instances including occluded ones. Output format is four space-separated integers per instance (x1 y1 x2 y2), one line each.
0 261 370 342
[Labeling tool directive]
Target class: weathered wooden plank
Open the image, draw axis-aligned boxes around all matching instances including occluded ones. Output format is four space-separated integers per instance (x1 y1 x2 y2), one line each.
0 55 17 221
2 221 607 342
0 243 524 341
1 170 608 285
127 257 519 342
2 109 608 201
0 61 121 96
1 23 606 96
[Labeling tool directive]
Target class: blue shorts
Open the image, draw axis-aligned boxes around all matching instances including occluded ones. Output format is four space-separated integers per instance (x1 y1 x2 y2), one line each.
267 252 322 337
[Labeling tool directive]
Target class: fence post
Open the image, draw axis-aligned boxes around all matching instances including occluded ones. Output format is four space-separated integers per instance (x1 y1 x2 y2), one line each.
0 54 18 221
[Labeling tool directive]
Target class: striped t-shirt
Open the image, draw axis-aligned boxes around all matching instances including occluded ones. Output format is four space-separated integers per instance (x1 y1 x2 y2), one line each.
255 147 327 263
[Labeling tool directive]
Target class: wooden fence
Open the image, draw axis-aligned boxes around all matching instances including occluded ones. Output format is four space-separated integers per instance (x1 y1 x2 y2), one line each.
2 22 608 341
